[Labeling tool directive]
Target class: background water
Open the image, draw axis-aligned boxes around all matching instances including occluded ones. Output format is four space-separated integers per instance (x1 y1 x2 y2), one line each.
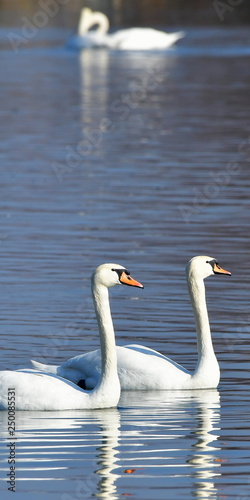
0 24 250 500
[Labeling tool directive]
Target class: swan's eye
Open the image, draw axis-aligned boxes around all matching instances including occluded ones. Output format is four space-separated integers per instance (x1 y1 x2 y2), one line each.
111 268 130 279
206 259 219 272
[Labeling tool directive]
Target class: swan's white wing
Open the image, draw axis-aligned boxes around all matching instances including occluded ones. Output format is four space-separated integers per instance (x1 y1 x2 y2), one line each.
117 345 190 390
110 28 184 50
68 28 185 51
0 370 90 411
31 344 191 391
31 350 101 388
0 368 120 411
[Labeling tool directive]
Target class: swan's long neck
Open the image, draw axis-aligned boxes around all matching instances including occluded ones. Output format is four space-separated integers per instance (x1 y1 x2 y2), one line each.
78 9 109 36
92 280 118 386
186 267 220 388
187 274 215 361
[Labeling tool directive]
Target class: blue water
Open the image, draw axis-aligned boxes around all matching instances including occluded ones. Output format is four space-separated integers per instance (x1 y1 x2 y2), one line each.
0 24 250 499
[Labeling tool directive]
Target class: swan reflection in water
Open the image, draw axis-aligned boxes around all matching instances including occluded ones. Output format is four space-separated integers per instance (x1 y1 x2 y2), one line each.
76 45 172 180
0 407 121 499
119 389 221 499
0 390 220 499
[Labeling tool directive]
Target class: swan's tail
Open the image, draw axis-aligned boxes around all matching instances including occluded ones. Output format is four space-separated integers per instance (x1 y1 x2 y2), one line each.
31 359 58 374
172 31 185 43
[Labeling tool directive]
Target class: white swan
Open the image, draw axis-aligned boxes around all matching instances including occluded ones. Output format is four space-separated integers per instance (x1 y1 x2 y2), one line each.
0 264 143 410
67 8 185 51
32 256 231 391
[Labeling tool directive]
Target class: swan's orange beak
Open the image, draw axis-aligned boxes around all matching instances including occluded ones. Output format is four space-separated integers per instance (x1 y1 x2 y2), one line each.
119 272 144 289
213 263 231 276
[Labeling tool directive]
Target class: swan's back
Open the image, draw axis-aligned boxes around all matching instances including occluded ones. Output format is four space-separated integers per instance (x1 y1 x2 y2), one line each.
110 28 184 50
0 371 89 410
41 345 191 391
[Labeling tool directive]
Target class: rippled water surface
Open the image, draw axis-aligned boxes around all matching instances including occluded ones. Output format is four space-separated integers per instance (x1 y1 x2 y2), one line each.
0 26 250 499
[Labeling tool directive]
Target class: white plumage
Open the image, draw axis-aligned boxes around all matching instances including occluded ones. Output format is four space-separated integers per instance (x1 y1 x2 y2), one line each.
0 264 143 410
32 256 231 391
68 8 185 51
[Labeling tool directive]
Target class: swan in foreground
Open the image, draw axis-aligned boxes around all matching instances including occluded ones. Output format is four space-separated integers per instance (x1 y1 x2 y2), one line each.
0 264 143 410
32 256 231 391
68 8 185 51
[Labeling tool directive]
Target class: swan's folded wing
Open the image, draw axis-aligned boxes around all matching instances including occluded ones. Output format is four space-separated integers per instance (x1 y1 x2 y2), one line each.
31 344 191 391
116 345 191 390
31 351 101 389
0 370 88 411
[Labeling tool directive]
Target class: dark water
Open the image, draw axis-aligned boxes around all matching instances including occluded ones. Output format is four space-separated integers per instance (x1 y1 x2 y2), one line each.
0 26 250 499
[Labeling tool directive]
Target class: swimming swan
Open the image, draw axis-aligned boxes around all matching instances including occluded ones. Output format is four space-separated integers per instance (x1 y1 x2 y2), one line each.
0 264 143 410
68 8 185 50
31 256 231 391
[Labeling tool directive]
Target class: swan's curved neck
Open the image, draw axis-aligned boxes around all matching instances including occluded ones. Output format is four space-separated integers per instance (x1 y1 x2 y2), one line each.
187 275 215 360
92 280 117 384
78 9 109 36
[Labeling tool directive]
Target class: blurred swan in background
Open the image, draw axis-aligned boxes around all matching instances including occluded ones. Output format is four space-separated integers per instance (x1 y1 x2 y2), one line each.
68 8 185 50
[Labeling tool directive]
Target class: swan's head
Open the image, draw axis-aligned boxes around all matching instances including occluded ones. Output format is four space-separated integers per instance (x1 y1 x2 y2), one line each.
78 8 110 36
92 263 144 289
186 256 231 280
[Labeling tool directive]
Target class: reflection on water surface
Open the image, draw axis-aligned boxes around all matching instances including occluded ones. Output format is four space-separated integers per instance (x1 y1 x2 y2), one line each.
0 24 250 500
